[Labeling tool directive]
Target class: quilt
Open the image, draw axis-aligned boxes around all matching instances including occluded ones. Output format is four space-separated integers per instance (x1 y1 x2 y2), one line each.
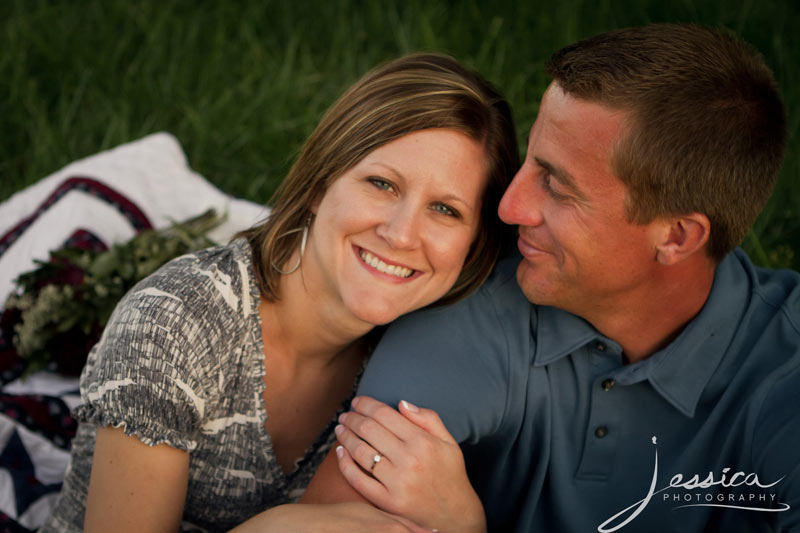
0 133 266 532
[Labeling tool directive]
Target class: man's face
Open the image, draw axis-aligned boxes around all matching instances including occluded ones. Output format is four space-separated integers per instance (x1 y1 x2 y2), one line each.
498 83 664 316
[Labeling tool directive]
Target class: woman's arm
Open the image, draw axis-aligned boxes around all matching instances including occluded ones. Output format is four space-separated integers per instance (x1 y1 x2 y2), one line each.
230 502 433 533
84 427 431 533
84 426 190 533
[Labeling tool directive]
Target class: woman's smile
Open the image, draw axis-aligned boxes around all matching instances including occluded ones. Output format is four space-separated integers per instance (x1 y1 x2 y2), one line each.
355 246 418 280
305 128 488 326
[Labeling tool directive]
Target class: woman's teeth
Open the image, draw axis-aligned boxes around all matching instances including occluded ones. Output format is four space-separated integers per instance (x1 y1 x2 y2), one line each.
359 249 413 278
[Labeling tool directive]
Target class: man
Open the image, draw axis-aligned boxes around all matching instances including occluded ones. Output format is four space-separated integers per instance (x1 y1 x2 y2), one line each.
303 23 799 532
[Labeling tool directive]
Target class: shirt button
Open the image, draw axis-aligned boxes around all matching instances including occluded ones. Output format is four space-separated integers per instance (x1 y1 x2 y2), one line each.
602 378 616 391
594 426 609 438
595 341 607 352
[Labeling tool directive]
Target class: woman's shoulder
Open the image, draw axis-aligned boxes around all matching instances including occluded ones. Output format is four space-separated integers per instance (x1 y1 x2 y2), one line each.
77 239 263 443
81 239 262 398
127 238 258 320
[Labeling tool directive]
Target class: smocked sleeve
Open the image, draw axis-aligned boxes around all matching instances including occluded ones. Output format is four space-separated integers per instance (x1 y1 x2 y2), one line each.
75 269 209 452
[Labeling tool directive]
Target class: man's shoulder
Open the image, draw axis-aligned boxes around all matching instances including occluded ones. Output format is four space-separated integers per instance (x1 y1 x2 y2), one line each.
360 255 534 442
481 253 523 294
718 250 800 413
478 253 530 298
394 253 533 340
732 249 800 328
459 253 532 316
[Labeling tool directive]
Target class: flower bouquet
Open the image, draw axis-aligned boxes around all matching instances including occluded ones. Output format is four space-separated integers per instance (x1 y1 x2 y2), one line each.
1 210 223 378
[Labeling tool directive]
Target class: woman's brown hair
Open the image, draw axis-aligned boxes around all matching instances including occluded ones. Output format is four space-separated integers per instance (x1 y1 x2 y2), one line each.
239 53 519 306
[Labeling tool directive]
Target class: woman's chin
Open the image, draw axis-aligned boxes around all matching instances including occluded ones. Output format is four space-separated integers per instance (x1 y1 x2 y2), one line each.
348 299 424 327
352 307 402 327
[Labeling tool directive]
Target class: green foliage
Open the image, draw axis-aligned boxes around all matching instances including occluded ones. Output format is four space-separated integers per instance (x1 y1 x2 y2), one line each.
4 210 222 375
1 0 798 269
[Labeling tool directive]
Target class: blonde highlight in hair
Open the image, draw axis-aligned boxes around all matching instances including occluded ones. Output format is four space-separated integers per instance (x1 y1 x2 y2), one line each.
238 53 519 304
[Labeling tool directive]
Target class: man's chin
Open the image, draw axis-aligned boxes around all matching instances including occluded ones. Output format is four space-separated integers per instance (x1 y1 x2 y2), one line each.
515 262 557 306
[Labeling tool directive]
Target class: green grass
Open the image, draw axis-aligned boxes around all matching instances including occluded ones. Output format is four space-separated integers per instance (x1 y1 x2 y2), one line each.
2 0 799 269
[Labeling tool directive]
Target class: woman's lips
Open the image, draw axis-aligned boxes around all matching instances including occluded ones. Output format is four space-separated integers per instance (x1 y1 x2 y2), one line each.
354 246 420 280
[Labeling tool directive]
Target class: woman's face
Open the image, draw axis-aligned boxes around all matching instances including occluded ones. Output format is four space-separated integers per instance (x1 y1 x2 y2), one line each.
306 128 488 326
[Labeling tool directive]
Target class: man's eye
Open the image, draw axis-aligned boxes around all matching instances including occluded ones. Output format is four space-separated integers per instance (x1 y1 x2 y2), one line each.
541 172 553 192
541 172 567 200
368 177 394 191
432 203 460 218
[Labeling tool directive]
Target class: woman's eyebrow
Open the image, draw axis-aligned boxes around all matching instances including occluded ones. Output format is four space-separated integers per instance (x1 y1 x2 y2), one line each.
372 162 405 180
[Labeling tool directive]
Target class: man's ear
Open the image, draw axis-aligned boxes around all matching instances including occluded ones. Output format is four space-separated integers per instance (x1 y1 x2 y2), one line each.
654 213 711 265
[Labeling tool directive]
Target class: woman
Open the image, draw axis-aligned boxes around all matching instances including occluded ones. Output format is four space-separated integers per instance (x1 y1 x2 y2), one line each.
42 53 518 532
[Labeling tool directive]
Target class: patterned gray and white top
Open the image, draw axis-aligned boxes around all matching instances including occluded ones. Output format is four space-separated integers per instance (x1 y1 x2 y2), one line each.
42 239 355 532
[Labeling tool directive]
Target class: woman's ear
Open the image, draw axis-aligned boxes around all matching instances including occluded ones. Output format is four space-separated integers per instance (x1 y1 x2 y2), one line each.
654 213 711 265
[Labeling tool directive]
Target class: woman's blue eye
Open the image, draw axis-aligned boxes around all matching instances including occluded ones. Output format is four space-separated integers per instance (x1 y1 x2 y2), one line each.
433 203 459 218
368 177 394 191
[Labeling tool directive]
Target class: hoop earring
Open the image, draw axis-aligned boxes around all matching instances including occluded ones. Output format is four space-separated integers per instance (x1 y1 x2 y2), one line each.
271 215 311 275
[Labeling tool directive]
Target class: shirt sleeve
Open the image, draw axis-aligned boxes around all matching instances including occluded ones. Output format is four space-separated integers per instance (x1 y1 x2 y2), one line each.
75 260 211 452
751 356 800 532
357 257 529 444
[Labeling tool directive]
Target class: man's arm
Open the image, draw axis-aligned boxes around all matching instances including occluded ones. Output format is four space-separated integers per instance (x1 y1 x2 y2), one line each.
751 363 800 531
303 290 509 504
301 258 527 522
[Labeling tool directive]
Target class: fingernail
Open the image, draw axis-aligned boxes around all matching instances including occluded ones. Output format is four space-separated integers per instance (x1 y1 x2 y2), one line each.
351 397 360 407
335 424 344 436
401 400 419 413
338 412 348 424
336 445 344 459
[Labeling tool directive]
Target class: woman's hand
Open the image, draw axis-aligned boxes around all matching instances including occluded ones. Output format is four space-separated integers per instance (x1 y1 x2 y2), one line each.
334 396 486 533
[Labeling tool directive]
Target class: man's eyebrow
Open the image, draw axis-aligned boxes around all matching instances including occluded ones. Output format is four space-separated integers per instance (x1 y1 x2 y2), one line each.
534 157 585 200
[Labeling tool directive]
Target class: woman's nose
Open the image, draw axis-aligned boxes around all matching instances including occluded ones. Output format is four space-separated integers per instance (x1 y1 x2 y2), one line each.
375 202 422 250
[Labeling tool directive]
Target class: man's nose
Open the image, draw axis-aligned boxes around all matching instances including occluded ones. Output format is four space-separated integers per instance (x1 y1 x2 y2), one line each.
498 165 545 227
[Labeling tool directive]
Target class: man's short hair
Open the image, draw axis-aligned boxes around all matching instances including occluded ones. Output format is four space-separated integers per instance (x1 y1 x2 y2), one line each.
547 23 787 262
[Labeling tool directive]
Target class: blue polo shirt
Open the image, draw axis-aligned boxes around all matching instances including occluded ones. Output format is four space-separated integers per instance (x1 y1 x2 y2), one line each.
357 249 800 532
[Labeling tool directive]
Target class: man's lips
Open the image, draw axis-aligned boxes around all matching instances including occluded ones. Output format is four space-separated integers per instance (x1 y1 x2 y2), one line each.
516 235 551 258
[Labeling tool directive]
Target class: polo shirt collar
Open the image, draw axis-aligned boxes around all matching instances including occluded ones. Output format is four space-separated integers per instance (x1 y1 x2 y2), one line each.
531 251 751 418
532 306 601 365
